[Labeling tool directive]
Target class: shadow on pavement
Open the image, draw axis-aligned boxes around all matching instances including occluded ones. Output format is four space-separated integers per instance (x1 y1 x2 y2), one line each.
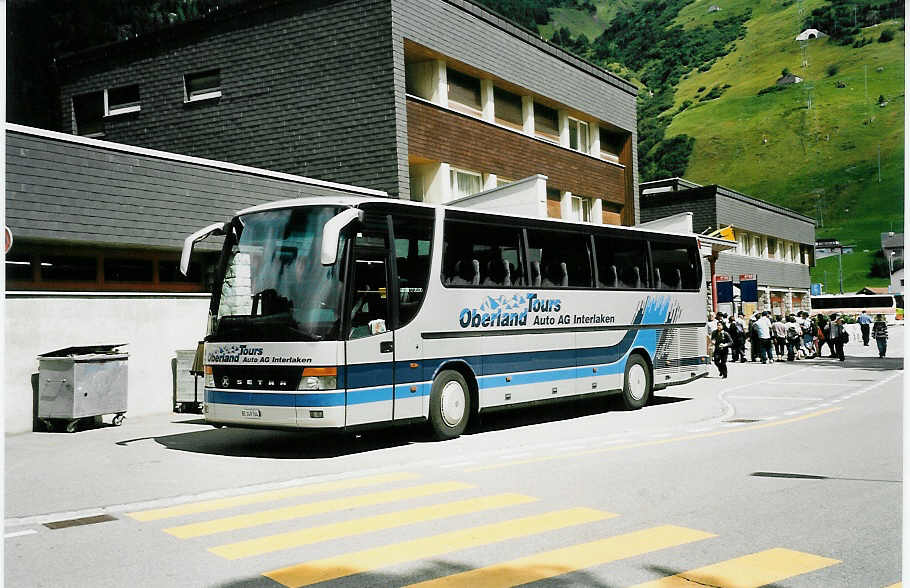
143 425 420 459
805 356 903 371
752 471 901 483
466 394 690 435
645 565 786 588
210 559 618 587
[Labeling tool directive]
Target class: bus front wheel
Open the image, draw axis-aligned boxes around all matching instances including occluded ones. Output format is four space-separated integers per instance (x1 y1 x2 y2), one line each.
429 370 471 440
621 354 652 410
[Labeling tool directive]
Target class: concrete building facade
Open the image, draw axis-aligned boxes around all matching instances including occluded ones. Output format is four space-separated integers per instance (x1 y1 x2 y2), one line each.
640 178 816 316
55 0 639 224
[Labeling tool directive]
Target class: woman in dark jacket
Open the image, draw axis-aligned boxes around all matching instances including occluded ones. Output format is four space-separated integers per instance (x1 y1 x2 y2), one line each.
711 323 733 378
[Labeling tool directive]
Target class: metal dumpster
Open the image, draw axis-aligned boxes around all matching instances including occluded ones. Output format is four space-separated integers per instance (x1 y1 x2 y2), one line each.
37 344 128 432
174 342 204 413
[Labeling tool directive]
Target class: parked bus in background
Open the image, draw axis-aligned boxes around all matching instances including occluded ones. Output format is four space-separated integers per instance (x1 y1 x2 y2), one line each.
810 294 903 323
181 197 710 440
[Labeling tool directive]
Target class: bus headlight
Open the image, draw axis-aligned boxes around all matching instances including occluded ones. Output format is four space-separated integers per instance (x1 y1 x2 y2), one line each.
299 367 337 390
204 365 214 388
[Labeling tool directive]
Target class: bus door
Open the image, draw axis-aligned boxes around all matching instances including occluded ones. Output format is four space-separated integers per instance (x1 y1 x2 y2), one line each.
344 223 396 426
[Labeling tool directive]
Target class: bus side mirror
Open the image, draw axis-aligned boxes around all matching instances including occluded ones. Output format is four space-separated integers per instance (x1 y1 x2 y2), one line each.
321 208 363 265
180 222 228 276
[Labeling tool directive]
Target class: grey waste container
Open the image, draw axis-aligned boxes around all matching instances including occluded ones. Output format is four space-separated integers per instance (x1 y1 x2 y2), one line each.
174 342 204 413
37 344 128 433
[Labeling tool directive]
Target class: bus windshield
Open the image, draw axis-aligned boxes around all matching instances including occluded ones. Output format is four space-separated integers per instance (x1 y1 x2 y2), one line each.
209 206 347 341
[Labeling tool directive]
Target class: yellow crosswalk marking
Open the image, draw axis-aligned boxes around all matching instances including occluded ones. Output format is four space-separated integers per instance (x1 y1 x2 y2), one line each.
405 524 715 588
128 472 419 522
262 507 615 587
210 493 537 560
164 481 472 539
630 547 840 588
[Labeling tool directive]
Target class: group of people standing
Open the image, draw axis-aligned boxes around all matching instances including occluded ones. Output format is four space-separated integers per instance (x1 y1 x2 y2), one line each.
705 309 890 378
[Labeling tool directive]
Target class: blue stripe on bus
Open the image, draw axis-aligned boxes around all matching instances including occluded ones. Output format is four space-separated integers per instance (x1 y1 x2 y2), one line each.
347 386 394 405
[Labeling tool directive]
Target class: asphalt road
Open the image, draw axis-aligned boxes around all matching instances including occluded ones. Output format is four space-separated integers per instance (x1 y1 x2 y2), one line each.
5 330 904 587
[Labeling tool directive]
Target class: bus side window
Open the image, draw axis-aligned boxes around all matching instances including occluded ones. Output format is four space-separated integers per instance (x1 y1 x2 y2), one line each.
595 234 647 289
526 229 592 288
442 220 524 288
650 241 699 290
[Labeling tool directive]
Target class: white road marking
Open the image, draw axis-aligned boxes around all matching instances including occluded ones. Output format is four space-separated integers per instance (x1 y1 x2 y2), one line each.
4 529 37 539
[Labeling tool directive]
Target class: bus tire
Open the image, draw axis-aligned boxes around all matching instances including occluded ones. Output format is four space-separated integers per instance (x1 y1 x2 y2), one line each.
429 370 471 440
621 354 652 410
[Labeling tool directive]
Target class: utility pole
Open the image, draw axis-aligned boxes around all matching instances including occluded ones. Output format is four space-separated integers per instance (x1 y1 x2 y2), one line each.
838 245 844 294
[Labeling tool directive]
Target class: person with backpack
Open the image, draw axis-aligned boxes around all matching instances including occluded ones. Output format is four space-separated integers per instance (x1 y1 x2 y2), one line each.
828 316 847 361
735 313 748 362
872 314 889 358
785 315 801 361
727 315 743 363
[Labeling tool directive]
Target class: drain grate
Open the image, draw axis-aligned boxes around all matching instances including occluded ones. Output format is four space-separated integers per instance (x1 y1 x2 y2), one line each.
44 514 117 530
725 418 761 423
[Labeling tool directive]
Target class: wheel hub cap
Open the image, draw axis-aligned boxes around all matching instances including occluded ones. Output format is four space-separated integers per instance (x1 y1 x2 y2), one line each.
440 381 466 427
628 364 647 401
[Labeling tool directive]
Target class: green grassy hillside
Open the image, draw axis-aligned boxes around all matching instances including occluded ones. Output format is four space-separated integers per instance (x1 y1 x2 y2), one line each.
535 0 904 293
664 1 903 291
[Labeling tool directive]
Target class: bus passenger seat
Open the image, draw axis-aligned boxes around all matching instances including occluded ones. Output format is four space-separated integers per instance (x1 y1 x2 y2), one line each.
482 258 511 287
623 266 642 288
530 261 542 287
542 261 567 287
654 268 663 289
675 268 683 289
602 264 618 288
450 258 480 286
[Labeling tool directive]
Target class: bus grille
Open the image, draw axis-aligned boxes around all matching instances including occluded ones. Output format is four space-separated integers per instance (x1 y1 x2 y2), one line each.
211 366 303 390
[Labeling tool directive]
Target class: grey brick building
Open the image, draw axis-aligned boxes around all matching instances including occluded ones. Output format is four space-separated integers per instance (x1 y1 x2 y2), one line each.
640 178 816 316
56 0 640 224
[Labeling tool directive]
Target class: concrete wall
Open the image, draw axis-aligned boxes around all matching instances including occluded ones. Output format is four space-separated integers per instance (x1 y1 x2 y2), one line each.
6 293 210 433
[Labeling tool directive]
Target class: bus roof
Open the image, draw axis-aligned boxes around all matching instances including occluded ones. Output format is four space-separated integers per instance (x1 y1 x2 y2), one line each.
236 197 700 241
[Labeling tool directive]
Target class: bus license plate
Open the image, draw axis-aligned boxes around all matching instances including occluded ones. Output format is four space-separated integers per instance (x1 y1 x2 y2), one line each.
241 408 261 418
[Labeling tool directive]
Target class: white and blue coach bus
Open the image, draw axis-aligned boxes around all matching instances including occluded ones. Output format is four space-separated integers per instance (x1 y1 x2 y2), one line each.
181 197 709 440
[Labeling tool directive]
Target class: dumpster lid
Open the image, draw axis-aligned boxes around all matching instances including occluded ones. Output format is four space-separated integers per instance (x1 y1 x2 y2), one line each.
38 343 128 358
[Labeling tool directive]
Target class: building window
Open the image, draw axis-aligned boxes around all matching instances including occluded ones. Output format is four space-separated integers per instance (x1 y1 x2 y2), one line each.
570 194 592 222
534 102 559 143
72 91 105 137
41 255 97 282
767 237 777 259
738 231 752 256
105 84 140 116
568 118 590 154
446 68 481 116
184 69 221 102
104 258 154 282
753 235 764 257
601 201 622 225
6 245 209 292
5 252 34 281
546 188 562 218
493 87 524 130
449 168 483 200
599 127 624 163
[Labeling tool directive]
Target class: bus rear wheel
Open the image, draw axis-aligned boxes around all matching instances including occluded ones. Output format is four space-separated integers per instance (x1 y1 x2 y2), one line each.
621 354 652 410
429 370 471 440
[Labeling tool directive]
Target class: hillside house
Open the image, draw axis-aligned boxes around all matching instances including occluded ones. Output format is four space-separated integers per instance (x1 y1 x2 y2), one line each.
776 73 803 85
796 28 826 41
